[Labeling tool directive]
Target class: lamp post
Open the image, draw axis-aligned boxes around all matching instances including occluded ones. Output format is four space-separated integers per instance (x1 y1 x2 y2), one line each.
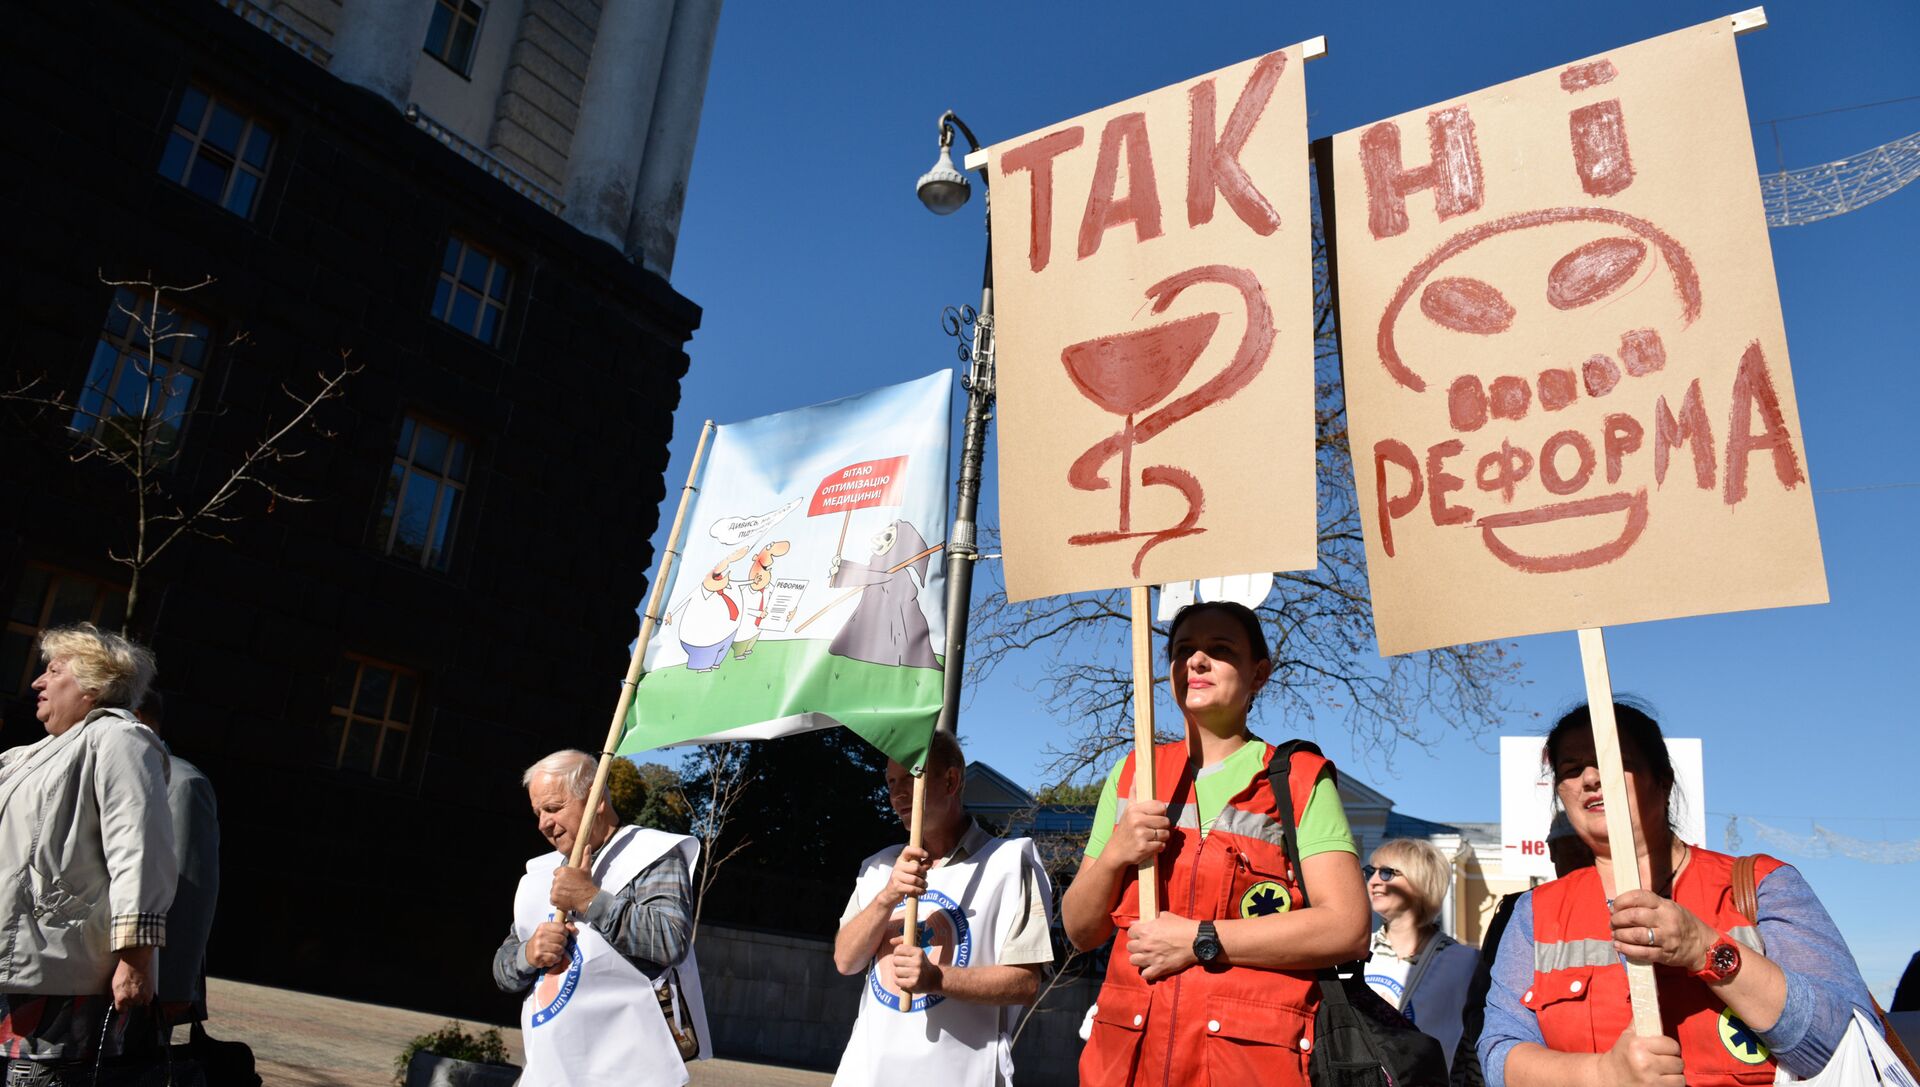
917 110 992 740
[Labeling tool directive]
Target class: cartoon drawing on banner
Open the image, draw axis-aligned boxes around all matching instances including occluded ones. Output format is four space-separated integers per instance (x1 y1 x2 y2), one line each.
1063 265 1274 576
732 541 791 659
663 498 805 674
662 544 752 672
621 372 951 760
827 521 940 669
1334 20 1826 655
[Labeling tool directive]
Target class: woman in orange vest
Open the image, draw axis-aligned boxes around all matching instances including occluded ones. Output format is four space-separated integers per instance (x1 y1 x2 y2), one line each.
1062 601 1371 1086
1478 702 1878 1087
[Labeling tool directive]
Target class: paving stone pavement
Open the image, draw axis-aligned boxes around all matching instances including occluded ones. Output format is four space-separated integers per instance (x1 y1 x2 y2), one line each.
204 977 831 1086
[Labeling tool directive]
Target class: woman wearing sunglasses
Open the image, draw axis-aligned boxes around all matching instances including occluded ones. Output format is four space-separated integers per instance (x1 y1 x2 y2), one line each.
1362 840 1480 1073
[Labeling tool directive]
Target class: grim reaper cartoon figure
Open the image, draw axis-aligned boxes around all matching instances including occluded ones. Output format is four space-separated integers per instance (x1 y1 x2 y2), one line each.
827 520 939 670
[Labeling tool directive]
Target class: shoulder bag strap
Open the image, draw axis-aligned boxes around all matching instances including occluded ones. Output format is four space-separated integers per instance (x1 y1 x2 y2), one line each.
1730 854 1759 925
1266 739 1322 910
1266 739 1370 993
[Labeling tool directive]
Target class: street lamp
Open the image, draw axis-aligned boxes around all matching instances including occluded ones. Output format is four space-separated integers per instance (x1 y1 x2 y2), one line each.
919 110 993 741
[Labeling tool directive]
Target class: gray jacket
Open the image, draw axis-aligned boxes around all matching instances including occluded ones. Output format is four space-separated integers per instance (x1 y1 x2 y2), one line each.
0 707 177 995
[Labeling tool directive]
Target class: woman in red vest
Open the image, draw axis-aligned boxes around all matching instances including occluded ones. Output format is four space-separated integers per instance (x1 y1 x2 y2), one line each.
1062 601 1371 1086
1479 702 1877 1087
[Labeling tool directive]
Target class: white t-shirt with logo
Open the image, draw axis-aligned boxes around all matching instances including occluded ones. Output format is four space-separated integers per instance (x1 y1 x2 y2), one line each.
832 830 1050 1087
1364 925 1415 1015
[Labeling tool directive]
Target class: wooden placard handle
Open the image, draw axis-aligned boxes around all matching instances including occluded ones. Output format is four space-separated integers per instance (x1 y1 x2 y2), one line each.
898 771 928 1014
1131 585 1159 920
567 421 717 877
1578 627 1663 1037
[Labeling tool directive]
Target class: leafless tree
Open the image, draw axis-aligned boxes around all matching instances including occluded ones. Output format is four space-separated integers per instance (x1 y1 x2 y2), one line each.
966 212 1525 786
681 742 756 937
2 274 360 633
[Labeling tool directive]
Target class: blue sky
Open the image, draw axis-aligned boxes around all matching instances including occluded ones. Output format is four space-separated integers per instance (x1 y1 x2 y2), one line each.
652 2 1920 999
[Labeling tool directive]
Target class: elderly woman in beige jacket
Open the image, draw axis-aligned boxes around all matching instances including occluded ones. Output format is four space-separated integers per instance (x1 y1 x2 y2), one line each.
0 623 176 1075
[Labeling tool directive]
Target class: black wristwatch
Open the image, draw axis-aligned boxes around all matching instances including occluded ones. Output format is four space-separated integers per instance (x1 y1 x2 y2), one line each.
1193 920 1224 969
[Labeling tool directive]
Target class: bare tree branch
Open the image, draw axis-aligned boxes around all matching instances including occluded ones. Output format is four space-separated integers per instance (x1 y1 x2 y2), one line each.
681 742 756 940
1 274 359 632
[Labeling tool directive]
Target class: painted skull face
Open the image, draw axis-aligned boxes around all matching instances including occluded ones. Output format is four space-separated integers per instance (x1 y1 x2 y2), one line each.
1376 207 1705 572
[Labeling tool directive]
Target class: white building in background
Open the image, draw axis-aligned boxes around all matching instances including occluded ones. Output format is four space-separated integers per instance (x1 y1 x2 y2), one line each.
234 0 720 275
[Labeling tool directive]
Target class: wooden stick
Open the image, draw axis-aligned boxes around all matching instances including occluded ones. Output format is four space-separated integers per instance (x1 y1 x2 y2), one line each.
791 543 946 633
567 421 717 878
1131 585 1159 920
1729 6 1768 35
897 771 928 1014
1577 626 1663 1037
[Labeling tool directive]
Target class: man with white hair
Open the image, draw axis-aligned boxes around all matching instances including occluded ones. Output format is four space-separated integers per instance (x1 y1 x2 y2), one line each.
493 750 710 1087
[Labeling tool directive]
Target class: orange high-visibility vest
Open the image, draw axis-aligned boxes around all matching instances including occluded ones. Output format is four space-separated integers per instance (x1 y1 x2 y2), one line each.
1079 741 1330 1087
1526 848 1785 1086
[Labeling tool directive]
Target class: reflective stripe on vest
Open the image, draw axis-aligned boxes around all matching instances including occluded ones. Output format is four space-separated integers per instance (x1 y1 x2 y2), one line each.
1534 938 1617 972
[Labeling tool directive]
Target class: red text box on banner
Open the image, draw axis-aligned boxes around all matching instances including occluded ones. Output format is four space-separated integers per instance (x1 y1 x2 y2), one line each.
810 456 910 517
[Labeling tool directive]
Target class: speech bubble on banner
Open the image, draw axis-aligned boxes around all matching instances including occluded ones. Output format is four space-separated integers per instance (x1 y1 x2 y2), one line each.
709 497 804 546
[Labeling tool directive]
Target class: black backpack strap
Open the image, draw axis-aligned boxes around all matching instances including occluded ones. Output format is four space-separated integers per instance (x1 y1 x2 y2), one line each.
1266 739 1326 910
1268 739 1370 984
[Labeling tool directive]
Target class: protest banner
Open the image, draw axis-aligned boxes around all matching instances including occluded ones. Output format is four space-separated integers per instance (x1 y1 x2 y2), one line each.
617 371 951 766
989 43 1320 603
600 373 952 1013
986 38 1324 917
1331 9 1810 1032
1331 12 1824 658
1499 735 1703 880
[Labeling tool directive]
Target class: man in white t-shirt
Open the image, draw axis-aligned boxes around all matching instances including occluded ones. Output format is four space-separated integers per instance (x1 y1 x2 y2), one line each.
830 731 1054 1087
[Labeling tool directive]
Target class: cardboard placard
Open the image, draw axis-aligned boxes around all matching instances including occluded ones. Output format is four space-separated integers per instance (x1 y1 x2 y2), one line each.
989 43 1318 602
1332 18 1826 655
1499 735 1704 880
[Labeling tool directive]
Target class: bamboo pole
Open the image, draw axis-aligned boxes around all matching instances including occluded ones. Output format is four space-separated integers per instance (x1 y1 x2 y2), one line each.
1130 585 1158 919
897 771 928 1014
1577 626 1663 1036
566 421 718 879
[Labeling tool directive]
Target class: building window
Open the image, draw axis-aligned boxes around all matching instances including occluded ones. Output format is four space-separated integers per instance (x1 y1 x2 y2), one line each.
158 86 274 218
424 0 486 76
376 415 471 571
2 565 129 699
432 236 513 344
325 656 419 779
71 288 213 455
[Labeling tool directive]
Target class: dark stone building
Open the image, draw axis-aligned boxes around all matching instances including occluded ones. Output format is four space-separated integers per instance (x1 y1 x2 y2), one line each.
0 0 714 1021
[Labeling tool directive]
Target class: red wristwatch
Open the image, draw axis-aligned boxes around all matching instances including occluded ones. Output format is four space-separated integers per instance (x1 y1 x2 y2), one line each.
1694 935 1743 984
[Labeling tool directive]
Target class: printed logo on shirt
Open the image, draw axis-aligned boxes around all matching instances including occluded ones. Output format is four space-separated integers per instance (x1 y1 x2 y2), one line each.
869 888 973 1013
1719 1008 1770 1064
1240 880 1291 917
529 941 585 1027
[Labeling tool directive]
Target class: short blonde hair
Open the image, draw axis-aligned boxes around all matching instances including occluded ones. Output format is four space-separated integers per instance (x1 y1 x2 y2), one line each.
37 622 155 710
522 749 595 799
1371 838 1453 927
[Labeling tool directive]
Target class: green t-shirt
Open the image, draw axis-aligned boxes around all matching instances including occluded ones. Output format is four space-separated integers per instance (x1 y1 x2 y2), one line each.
1084 740 1356 860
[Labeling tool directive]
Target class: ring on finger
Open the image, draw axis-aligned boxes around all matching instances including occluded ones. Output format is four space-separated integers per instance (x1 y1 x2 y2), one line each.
1646 926 1656 947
